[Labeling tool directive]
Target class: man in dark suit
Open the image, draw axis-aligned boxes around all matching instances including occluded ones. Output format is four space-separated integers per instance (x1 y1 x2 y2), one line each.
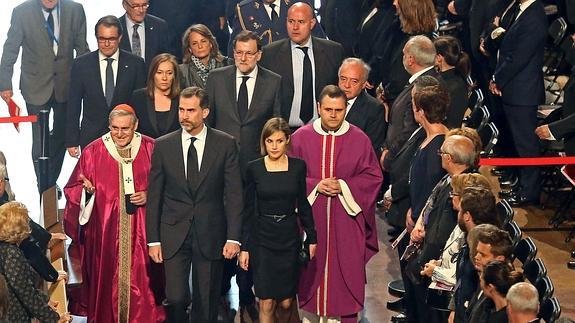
380 35 439 171
229 0 325 54
147 86 243 322
148 0 196 60
66 15 146 156
322 0 361 56
489 0 547 205
0 0 89 190
206 30 280 319
207 30 281 173
119 0 170 70
337 57 386 157
259 2 344 128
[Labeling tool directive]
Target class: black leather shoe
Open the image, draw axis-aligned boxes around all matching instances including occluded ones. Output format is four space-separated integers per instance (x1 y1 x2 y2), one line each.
498 187 521 199
377 199 385 208
506 194 537 207
391 312 408 323
499 176 519 188
568 261 575 269
388 279 405 297
491 167 510 177
387 297 405 312
571 251 575 258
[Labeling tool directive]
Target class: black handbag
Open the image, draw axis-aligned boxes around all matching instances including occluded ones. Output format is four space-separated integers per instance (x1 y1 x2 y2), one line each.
298 240 310 265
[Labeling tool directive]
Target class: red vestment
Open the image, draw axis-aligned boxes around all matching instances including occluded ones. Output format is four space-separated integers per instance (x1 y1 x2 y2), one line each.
63 134 165 323
290 120 383 319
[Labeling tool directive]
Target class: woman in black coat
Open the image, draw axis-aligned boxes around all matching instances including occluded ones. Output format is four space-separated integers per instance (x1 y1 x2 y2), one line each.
434 36 471 128
131 53 181 139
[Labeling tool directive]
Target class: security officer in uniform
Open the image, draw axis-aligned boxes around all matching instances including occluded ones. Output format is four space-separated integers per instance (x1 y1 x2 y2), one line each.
228 0 326 53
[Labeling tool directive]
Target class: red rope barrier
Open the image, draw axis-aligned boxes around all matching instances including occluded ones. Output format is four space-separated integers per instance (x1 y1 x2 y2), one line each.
479 157 575 166
0 115 37 123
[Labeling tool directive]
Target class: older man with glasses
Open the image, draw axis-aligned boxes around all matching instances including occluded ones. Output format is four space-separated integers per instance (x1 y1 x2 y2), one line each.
66 15 146 159
119 0 170 71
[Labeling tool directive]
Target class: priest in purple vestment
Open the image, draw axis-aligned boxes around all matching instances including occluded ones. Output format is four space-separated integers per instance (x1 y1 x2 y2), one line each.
290 85 383 322
63 105 165 323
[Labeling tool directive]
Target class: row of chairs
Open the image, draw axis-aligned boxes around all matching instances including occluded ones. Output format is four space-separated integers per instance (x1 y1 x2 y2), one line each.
505 219 562 323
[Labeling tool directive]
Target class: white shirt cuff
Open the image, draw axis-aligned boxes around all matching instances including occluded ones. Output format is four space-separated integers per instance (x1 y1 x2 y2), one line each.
147 242 161 246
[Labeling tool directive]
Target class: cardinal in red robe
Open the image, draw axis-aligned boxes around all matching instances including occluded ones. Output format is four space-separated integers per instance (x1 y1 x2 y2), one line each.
63 105 165 323
290 86 383 322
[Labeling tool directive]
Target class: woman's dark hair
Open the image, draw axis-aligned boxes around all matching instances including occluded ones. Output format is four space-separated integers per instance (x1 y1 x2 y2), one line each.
482 260 524 296
146 53 181 99
397 0 436 34
433 36 471 78
260 117 291 156
413 84 450 123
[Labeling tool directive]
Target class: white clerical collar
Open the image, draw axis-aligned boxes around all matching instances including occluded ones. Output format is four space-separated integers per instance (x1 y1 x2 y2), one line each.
409 65 435 84
312 118 350 136
181 123 208 142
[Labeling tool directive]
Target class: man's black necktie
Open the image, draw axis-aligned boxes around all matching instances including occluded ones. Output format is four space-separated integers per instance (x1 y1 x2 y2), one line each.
298 46 313 124
132 24 142 57
105 57 115 106
46 8 54 42
187 137 199 193
269 3 279 22
237 76 249 121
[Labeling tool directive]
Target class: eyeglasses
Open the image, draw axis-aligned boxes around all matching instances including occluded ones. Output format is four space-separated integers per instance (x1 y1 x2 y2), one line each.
449 191 460 198
233 50 258 58
109 126 134 134
437 149 450 157
124 1 149 10
97 37 120 44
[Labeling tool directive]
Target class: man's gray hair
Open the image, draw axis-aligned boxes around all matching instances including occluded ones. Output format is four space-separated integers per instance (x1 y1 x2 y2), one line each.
406 35 436 67
443 135 476 167
507 282 539 314
338 57 371 82
108 109 137 126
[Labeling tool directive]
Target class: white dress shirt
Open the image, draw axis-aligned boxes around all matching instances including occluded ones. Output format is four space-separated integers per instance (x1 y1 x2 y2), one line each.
289 37 317 127
235 66 258 109
99 50 120 95
42 5 60 55
345 96 357 117
181 123 208 176
264 0 281 20
125 16 146 60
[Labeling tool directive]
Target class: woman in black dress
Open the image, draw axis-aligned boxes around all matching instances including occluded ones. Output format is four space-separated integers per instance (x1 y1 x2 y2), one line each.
0 202 70 323
434 36 471 128
130 53 181 139
239 117 317 323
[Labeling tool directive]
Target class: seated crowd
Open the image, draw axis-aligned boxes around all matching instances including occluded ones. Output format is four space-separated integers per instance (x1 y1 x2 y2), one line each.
0 0 571 322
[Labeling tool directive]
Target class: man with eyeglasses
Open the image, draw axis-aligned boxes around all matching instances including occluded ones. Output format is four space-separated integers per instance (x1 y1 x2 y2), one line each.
403 132 478 323
119 0 170 71
206 30 281 321
63 104 166 322
66 15 146 159
0 0 89 193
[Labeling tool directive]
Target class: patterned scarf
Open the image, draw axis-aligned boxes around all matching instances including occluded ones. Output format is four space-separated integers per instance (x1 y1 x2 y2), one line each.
191 55 216 87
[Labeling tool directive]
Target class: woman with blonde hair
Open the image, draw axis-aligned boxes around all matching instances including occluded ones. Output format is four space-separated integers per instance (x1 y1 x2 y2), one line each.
179 24 233 89
0 202 71 322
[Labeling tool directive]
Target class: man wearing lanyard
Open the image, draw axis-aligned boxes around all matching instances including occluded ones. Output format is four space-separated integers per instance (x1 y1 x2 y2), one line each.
0 0 89 192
